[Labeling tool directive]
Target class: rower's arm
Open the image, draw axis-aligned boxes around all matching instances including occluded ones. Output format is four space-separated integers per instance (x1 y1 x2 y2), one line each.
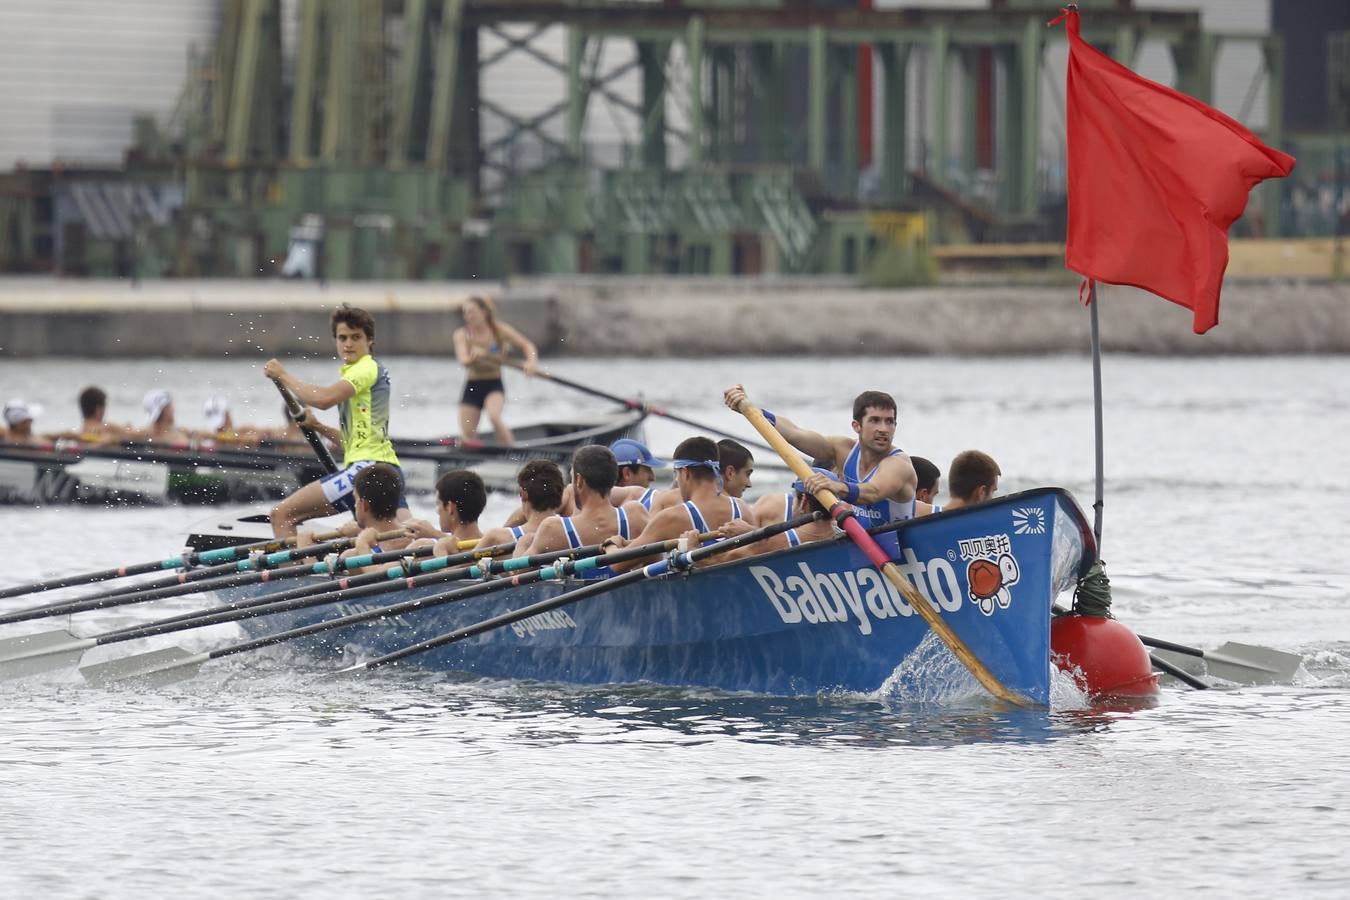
498 322 539 368
722 384 835 464
298 378 355 410
607 508 683 573
520 516 565 557
851 454 917 505
762 413 837 464
452 328 476 366
265 364 355 411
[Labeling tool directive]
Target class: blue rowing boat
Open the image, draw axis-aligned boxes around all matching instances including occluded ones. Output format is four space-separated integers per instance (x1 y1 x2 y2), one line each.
226 488 1093 702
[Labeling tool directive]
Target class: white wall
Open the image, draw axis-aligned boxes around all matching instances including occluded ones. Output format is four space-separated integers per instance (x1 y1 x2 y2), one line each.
0 0 218 169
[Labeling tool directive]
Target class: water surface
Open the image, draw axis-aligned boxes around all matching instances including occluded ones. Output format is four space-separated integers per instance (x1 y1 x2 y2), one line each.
1 354 1347 897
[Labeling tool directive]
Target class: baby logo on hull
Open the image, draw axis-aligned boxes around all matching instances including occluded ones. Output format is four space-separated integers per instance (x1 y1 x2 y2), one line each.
749 548 965 636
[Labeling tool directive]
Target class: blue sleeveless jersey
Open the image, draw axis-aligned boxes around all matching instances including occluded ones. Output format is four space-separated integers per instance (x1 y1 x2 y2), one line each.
685 498 743 546
561 508 630 579
841 443 915 527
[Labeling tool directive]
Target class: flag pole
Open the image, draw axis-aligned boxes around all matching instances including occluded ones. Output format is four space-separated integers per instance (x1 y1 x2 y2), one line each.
1088 280 1104 559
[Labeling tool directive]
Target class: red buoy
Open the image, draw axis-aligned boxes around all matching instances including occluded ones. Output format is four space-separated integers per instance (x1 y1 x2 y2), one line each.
1051 615 1159 698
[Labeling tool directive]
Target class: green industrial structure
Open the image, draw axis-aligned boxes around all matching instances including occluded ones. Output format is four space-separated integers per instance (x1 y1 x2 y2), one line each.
0 0 1292 280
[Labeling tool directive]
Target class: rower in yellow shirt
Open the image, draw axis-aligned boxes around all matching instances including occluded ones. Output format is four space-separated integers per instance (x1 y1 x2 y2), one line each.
262 304 406 538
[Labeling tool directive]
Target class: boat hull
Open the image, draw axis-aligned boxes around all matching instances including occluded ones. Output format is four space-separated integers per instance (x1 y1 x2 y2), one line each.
227 489 1091 702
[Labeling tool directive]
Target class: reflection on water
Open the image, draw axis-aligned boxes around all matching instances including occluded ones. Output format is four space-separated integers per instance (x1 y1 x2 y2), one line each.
1 354 1348 896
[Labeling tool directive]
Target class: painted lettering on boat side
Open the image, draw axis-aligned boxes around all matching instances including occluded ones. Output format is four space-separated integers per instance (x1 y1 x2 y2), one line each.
749 549 964 635
510 610 578 638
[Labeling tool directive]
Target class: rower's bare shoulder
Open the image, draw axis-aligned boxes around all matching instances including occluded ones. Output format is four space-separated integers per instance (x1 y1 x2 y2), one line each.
619 500 650 530
823 437 854 467
751 493 786 522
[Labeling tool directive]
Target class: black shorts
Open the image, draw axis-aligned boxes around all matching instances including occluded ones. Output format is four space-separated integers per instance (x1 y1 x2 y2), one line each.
461 378 505 409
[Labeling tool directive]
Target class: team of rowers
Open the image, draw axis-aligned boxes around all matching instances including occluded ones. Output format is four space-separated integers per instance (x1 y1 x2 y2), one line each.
0 387 304 450
2 295 532 453
263 303 1003 572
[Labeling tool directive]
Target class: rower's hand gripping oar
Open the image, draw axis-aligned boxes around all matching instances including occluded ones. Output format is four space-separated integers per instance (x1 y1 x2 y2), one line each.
732 396 1035 708
340 513 822 674
499 358 776 455
271 378 340 474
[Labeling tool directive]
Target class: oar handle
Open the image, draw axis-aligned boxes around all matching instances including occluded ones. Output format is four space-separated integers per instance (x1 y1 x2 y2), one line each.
271 379 340 474
734 398 1032 708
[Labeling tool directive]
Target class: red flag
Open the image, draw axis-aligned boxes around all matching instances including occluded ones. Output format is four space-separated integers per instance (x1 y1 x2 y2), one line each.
1054 8 1295 334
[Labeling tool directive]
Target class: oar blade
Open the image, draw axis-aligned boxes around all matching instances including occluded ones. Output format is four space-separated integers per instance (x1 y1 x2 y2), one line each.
0 630 94 679
1146 648 1206 678
79 646 209 687
1205 642 1303 685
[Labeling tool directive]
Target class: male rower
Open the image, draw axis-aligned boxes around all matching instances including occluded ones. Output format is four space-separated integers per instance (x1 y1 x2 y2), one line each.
523 446 650 559
2 400 45 447
142 390 193 446
473 459 566 556
263 304 406 539
647 438 754 513
911 455 943 514
606 436 752 572
507 436 669 527
608 437 668 510
723 385 918 527
712 469 838 563
336 464 416 575
198 396 275 448
943 450 1001 511
404 469 488 550
76 386 132 444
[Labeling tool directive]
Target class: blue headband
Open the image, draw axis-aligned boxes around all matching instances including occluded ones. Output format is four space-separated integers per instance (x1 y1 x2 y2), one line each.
671 458 723 494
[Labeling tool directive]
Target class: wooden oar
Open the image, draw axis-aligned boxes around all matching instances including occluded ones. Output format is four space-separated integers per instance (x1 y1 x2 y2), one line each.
0 528 350 602
341 513 820 674
0 541 512 680
733 398 1035 708
500 359 775 454
272 379 339 474
1141 634 1302 685
77 531 702 685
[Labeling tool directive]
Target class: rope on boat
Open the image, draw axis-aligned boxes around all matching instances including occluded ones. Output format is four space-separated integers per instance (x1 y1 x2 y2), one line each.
1072 561 1113 618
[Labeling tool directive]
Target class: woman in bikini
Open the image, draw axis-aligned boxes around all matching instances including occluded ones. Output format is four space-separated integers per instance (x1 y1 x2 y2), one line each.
452 295 538 445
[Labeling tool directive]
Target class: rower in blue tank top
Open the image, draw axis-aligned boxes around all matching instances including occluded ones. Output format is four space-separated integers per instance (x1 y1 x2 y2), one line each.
522 445 653 569
604 436 757 574
724 385 919 529
683 496 744 539
561 507 630 548
841 442 916 526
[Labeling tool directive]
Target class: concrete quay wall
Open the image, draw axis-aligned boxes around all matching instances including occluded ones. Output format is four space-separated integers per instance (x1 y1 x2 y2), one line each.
0 277 1346 357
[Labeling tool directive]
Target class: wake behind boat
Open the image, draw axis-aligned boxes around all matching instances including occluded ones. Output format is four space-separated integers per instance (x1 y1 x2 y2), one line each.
0 409 645 506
